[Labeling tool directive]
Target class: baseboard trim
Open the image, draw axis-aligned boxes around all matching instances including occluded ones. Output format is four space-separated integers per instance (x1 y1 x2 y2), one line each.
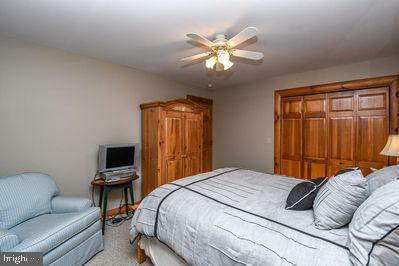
105 202 140 217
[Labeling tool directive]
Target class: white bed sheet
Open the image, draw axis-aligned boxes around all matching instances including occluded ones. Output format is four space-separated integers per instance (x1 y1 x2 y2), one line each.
139 235 187 266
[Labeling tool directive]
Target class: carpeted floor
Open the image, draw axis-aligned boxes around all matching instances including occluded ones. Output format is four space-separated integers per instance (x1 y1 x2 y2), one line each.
85 221 152 266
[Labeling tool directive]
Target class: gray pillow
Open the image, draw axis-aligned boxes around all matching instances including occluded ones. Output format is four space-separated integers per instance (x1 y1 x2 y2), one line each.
349 179 399 266
313 169 369 229
366 165 399 194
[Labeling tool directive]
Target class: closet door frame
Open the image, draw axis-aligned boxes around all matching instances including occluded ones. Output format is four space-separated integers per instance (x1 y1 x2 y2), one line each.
274 75 399 175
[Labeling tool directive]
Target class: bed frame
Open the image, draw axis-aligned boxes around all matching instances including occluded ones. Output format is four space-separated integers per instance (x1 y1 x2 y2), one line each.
136 234 147 263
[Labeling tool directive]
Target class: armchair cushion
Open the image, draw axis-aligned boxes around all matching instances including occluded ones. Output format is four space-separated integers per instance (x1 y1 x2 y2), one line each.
51 196 92 213
9 207 100 254
0 228 19 251
0 173 59 229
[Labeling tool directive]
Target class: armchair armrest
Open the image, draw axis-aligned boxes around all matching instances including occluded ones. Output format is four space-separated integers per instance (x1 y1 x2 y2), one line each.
0 228 19 251
51 196 92 214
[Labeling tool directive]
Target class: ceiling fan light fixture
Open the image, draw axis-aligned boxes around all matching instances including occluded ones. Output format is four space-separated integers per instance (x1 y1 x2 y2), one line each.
205 56 217 69
217 49 229 64
222 60 234 70
217 49 234 70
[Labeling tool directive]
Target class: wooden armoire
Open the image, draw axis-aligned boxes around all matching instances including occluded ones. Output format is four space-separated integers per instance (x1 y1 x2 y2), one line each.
141 97 212 197
274 75 399 179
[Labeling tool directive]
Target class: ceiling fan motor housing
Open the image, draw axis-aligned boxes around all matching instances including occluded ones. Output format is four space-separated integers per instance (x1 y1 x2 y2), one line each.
213 34 228 49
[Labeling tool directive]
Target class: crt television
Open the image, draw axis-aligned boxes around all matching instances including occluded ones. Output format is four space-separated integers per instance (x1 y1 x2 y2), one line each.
98 143 139 173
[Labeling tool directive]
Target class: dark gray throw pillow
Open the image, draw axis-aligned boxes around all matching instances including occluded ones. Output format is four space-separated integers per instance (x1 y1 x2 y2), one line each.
286 177 327 210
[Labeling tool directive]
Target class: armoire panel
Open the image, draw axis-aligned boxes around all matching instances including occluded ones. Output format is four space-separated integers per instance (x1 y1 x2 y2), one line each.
165 159 183 183
183 155 201 177
164 111 183 158
187 95 213 172
184 113 202 155
202 149 212 172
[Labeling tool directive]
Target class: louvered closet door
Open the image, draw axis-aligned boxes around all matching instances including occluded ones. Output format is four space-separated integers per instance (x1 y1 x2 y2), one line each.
327 91 356 176
183 112 203 177
356 87 389 175
162 110 183 183
303 94 328 179
281 96 303 178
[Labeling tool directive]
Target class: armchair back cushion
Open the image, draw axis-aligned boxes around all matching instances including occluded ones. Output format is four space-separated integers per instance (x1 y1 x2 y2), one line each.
0 173 59 229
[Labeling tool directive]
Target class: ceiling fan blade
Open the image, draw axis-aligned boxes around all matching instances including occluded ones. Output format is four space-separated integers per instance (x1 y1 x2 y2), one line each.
180 52 213 62
227 27 258 48
231 49 264 60
186 33 214 47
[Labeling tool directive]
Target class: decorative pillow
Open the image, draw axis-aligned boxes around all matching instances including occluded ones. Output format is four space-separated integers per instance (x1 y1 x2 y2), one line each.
313 169 369 229
285 177 327 210
349 179 399 266
0 173 59 229
334 167 358 176
366 165 399 194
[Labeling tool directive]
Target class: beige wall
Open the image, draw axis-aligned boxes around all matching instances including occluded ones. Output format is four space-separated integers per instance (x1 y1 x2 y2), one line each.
0 37 211 208
213 55 399 173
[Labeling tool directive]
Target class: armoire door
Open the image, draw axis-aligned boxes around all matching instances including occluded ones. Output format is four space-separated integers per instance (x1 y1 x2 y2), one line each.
280 96 303 178
356 87 389 175
201 107 212 172
303 94 327 179
327 91 356 176
183 112 203 177
187 95 213 172
162 110 183 183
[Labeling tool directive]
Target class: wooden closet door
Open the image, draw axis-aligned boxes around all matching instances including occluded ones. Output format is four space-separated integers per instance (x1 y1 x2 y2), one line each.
303 94 327 179
327 91 356 176
183 112 203 177
280 96 303 178
162 110 183 183
356 87 389 175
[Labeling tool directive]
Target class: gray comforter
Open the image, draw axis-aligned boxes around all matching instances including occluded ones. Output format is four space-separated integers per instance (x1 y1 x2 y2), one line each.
130 168 352 266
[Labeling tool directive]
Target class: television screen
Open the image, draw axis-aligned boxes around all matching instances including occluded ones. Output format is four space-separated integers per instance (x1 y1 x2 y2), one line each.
106 146 135 169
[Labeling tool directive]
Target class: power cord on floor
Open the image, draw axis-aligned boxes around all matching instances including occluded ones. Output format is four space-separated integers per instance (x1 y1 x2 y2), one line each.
104 190 135 228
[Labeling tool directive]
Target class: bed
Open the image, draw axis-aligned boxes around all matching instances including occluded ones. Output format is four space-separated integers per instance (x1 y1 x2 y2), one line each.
130 168 352 265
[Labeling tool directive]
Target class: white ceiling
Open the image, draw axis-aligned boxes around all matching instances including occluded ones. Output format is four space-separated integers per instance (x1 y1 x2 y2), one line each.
1 0 399 89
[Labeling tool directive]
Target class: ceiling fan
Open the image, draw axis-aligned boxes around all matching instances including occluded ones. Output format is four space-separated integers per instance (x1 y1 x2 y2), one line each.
181 27 263 71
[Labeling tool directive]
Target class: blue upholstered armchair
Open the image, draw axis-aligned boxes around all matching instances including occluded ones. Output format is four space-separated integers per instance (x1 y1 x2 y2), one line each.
0 173 103 265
